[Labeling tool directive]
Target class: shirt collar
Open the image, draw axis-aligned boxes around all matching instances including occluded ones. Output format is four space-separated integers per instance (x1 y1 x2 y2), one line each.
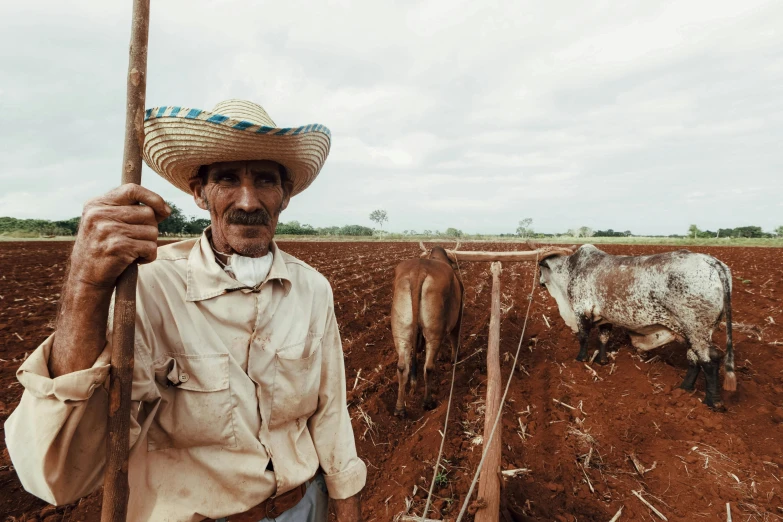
185 229 292 302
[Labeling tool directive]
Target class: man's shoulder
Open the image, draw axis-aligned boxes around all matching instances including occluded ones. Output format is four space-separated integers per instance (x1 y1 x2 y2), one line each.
156 238 199 261
138 238 196 281
277 249 331 293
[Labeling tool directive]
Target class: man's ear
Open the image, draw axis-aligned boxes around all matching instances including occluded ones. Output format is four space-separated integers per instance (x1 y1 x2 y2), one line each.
280 180 294 211
189 176 209 211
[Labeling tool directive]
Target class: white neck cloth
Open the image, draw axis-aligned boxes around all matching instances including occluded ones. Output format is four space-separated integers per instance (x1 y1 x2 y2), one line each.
225 252 274 288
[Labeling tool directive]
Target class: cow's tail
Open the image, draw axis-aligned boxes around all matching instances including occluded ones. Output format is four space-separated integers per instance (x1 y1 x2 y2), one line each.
716 261 736 391
408 263 425 385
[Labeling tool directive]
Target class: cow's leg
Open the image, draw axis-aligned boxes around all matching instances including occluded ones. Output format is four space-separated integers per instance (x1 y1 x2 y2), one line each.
451 297 463 363
597 324 611 365
394 338 413 418
422 336 442 410
679 349 701 391
699 345 725 411
449 323 459 364
410 331 423 392
575 316 593 362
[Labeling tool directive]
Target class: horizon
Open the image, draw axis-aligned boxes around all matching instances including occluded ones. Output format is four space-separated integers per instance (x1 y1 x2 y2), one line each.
1 212 777 238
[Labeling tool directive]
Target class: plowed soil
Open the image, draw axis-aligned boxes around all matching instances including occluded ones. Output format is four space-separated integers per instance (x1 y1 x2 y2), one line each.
1 241 782 522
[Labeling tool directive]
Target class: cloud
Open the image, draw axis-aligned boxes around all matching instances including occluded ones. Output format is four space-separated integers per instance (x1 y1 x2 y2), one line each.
1 0 781 236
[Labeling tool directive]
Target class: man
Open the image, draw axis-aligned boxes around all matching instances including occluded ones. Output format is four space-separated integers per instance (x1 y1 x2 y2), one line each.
5 100 366 521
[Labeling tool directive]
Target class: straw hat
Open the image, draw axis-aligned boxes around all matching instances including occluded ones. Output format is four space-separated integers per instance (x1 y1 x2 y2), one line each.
142 99 330 196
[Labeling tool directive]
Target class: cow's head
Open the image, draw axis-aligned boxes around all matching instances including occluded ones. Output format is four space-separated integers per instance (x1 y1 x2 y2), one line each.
428 245 450 262
420 242 459 269
538 244 592 289
538 251 579 332
429 246 462 272
538 253 569 289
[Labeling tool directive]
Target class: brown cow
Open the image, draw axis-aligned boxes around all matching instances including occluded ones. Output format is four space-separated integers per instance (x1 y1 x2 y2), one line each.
392 246 463 417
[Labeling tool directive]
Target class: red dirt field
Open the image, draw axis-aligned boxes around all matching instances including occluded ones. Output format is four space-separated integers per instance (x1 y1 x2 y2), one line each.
1 241 782 522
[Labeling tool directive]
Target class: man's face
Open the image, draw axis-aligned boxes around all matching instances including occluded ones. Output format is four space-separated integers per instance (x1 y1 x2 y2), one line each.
189 160 292 257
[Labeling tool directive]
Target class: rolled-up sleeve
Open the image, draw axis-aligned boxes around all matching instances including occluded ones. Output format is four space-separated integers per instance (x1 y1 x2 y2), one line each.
4 332 156 506
4 334 112 505
307 291 367 500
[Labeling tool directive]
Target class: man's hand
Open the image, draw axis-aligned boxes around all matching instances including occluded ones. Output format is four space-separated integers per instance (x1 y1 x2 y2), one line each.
49 184 170 377
331 494 361 522
69 184 170 288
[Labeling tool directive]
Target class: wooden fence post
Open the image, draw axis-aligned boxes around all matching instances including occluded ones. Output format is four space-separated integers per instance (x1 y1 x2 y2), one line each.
475 261 503 522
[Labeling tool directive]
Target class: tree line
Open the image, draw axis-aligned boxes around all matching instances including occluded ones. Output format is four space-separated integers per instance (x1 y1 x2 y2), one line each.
2 209 782 240
0 202 377 238
687 224 783 239
506 218 783 239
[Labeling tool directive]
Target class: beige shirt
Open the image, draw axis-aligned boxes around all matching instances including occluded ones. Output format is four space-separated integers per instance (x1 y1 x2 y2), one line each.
4 235 366 521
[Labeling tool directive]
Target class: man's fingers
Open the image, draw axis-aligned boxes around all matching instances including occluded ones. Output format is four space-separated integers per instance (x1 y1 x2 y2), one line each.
126 224 160 242
106 204 159 226
101 184 171 222
136 241 158 265
121 238 159 265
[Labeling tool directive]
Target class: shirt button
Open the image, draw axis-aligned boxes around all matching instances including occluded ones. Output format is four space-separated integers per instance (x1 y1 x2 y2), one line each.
179 372 189 383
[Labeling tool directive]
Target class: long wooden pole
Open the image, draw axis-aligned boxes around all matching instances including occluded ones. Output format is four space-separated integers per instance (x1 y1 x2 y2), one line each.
418 242 575 263
475 261 503 522
101 1 150 521
445 248 572 262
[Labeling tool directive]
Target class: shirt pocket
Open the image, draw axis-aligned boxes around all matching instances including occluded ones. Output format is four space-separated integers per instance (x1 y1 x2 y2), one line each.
268 335 323 430
147 353 237 451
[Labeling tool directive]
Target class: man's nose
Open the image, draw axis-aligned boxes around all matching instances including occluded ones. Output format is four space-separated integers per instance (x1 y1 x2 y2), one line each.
234 180 263 212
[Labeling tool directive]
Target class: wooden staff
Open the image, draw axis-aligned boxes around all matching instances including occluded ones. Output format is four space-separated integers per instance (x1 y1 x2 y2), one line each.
101 1 150 521
475 261 503 522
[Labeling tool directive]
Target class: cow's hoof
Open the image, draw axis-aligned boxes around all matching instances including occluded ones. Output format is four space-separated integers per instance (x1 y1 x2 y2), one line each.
423 398 437 411
597 357 609 366
679 382 695 392
394 407 406 418
575 354 588 362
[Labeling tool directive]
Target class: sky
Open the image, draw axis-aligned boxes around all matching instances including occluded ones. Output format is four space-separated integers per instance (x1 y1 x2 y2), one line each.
1 0 781 236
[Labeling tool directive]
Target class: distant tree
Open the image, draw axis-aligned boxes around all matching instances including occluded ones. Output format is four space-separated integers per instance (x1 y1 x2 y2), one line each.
369 209 388 234
516 217 534 238
578 226 594 238
276 221 318 235
53 217 81 235
318 226 341 235
445 227 463 238
339 224 374 236
775 226 783 237
593 229 629 237
718 228 734 238
688 224 699 239
733 226 764 238
183 217 210 235
158 202 188 236
423 229 433 236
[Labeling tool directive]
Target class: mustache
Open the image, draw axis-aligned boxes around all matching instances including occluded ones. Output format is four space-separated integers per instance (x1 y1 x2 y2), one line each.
225 208 272 226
